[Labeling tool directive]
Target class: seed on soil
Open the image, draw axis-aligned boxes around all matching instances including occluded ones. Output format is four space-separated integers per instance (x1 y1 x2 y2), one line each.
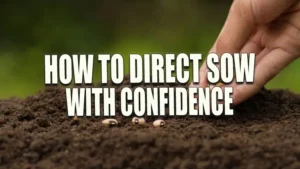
132 117 146 125
102 119 118 126
73 115 78 121
71 115 80 125
153 120 165 127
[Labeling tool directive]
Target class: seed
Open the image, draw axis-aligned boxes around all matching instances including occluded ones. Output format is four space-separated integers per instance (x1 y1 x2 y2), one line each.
71 115 80 125
73 115 78 121
216 82 224 87
132 117 146 125
153 120 165 127
102 119 118 126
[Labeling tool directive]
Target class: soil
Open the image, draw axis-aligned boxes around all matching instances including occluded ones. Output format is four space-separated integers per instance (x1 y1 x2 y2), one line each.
1 78 300 169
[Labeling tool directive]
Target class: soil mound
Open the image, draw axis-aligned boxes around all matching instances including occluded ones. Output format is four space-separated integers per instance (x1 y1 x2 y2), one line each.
1 81 300 169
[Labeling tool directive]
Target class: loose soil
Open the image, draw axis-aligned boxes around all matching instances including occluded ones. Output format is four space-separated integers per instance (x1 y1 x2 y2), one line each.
1 79 300 169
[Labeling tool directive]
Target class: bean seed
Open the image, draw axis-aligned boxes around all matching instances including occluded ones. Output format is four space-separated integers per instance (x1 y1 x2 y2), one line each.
102 119 118 126
153 120 165 127
216 82 224 87
73 115 78 121
132 117 146 125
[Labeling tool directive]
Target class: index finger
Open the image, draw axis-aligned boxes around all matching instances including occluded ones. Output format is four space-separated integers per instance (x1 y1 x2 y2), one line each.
197 1 256 88
215 0 256 55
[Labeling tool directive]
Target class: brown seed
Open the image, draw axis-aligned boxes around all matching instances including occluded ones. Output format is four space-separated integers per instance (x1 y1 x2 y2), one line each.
73 115 78 121
132 117 146 125
153 120 165 127
102 119 118 126
216 82 224 87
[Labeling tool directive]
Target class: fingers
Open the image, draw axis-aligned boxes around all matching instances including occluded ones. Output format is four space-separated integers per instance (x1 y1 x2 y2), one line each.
196 0 298 91
215 0 257 55
239 40 262 54
197 1 257 88
198 28 264 88
255 48 270 65
239 27 266 54
225 48 297 105
215 0 298 55
197 43 217 88
255 0 299 22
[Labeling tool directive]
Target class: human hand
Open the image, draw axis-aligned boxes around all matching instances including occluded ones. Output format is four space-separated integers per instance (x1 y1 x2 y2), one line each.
197 0 300 105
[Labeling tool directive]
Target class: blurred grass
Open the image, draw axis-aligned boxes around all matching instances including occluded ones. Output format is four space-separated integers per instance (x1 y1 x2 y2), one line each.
265 59 300 92
0 0 299 99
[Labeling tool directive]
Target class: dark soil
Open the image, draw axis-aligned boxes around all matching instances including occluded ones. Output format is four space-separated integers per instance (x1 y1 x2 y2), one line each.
1 79 300 169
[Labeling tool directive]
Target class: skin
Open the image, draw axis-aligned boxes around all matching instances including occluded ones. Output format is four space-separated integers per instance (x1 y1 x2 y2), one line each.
195 0 300 105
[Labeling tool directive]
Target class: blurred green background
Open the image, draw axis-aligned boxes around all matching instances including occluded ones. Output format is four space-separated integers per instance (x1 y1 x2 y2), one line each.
0 0 299 99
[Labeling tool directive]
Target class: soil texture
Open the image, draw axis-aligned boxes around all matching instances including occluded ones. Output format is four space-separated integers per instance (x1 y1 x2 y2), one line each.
1 79 300 169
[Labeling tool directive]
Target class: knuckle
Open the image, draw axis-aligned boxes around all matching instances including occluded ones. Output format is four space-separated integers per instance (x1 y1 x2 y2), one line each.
216 35 240 53
216 36 229 53
232 0 262 23
231 0 254 20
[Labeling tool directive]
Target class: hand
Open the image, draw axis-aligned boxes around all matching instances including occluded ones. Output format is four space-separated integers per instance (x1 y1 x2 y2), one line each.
197 0 300 105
